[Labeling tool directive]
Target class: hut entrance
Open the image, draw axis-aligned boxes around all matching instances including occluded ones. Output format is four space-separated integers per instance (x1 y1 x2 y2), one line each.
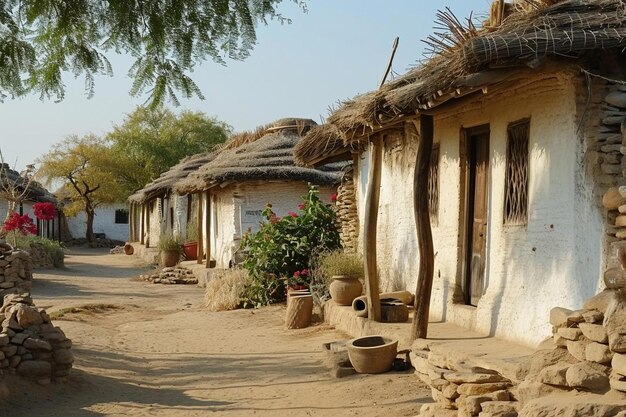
462 125 490 307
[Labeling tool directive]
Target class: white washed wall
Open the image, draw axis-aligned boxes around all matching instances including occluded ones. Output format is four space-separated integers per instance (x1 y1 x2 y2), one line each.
66 203 130 242
355 73 603 347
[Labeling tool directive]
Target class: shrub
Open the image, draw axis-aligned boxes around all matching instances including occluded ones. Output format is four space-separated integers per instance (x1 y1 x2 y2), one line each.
240 185 340 307
14 235 65 267
157 233 182 251
205 269 249 311
185 219 198 243
319 250 364 283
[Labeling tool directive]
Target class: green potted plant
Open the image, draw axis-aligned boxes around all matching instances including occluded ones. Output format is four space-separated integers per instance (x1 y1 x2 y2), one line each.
320 250 364 306
183 220 198 260
158 233 182 267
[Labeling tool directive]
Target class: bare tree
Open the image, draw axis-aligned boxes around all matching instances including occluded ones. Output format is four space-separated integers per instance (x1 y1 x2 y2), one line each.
0 148 37 221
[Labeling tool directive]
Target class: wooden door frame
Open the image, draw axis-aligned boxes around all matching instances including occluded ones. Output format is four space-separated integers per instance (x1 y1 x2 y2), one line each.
458 124 490 306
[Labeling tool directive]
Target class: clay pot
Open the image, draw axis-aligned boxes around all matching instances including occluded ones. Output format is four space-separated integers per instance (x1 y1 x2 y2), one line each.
160 249 180 267
352 296 368 318
123 243 134 255
347 335 398 374
329 275 362 306
352 291 415 318
285 294 313 329
182 242 198 260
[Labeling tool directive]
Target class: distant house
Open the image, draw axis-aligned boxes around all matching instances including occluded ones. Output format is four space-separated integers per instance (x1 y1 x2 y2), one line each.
295 1 626 347
64 203 130 242
172 117 342 269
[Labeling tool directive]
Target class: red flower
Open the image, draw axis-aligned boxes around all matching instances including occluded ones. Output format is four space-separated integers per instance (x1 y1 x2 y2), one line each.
269 213 281 224
293 271 300 277
288 211 298 218
298 203 306 210
33 202 56 221
2 213 37 236
300 269 309 276
331 193 337 203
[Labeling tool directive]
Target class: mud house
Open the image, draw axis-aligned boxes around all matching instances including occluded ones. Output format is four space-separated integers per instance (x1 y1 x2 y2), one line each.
174 118 342 269
127 153 215 249
295 0 626 347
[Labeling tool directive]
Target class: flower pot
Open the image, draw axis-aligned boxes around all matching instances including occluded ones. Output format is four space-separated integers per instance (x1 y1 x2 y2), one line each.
182 242 198 260
160 249 180 267
329 275 362 306
347 335 398 374
285 294 313 329
123 243 134 255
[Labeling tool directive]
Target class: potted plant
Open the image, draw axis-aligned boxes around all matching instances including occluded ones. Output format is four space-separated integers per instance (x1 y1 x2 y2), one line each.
320 250 364 306
158 233 182 267
182 220 198 260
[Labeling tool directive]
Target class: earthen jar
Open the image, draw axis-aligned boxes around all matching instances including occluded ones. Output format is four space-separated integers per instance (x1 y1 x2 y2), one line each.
347 335 398 374
329 275 362 305
160 249 179 268
285 294 313 329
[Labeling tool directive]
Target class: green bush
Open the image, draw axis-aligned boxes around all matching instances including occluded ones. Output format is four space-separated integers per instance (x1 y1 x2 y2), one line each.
157 233 182 251
185 219 198 243
319 250 363 283
240 185 340 307
14 235 65 267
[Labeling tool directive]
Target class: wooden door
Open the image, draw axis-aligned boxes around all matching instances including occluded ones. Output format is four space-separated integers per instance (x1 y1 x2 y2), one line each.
465 127 490 306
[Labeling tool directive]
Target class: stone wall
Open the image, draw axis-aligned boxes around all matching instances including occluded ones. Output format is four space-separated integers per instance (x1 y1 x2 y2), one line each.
335 166 359 253
0 245 33 296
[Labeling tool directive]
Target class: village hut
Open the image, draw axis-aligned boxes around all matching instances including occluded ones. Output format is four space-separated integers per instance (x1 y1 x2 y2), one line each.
127 153 216 248
295 0 626 347
174 117 342 269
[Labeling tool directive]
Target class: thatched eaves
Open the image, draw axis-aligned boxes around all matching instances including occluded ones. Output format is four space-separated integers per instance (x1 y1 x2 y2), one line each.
329 0 626 142
0 164 56 204
175 118 342 194
294 124 360 167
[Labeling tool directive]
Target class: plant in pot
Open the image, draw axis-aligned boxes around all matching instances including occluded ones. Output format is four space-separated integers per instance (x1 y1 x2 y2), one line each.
320 250 364 306
182 220 198 260
158 233 182 267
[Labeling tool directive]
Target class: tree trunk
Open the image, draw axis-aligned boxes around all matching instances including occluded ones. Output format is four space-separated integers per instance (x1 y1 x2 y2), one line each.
86 207 96 244
411 115 435 340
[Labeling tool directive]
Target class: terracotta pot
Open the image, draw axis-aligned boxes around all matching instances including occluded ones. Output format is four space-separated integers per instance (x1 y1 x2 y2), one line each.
352 291 415 318
123 243 134 255
352 296 368 317
160 249 179 267
182 242 198 260
329 275 362 306
347 335 398 374
285 295 313 329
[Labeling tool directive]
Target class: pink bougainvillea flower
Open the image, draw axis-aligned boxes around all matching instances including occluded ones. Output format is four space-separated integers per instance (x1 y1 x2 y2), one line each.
293 271 300 277
288 211 298 218
331 193 337 203
300 269 309 276
269 214 281 224
33 202 56 221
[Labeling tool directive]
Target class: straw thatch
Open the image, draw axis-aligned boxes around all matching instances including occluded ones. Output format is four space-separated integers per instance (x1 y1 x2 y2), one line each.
329 0 626 142
293 124 360 167
128 152 216 203
0 164 56 204
175 118 342 194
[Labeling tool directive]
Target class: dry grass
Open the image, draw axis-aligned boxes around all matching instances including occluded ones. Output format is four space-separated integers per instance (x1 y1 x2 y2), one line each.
49 304 124 321
204 269 249 312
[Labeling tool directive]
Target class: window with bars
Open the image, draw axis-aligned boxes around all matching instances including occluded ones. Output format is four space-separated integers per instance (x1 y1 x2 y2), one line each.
428 144 440 221
504 119 530 225
115 209 129 224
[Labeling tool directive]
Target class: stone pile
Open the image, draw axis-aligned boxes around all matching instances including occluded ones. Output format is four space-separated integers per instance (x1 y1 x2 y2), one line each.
0 244 33 297
0 293 73 384
411 348 517 417
334 166 359 253
140 266 198 285
25 243 54 268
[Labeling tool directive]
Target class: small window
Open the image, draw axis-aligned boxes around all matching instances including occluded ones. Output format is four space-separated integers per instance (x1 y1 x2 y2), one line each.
428 144 440 222
115 209 129 224
504 119 530 225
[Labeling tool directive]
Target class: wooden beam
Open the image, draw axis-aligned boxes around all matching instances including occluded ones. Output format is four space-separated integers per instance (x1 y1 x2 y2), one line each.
145 203 151 248
205 190 212 269
363 134 383 322
140 204 145 244
411 115 435 340
197 193 204 264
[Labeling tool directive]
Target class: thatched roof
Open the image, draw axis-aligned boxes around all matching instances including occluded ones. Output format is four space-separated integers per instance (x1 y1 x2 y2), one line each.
0 164 56 204
128 152 216 203
328 0 626 142
175 118 342 194
294 124 363 167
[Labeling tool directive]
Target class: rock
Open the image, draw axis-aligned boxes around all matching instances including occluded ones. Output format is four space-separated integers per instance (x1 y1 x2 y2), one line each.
23 338 52 351
583 310 604 323
8 355 20 368
606 91 626 108
53 349 74 365
457 391 510 416
480 401 518 416
3 345 16 357
0 334 9 346
457 382 510 396
605 299 626 335
553 334 568 348
584 290 619 314
511 381 564 403
444 372 507 384
430 387 455 409
565 362 610 392
516 348 576 381
15 304 43 328
442 383 460 400
550 307 573 328
613 353 626 376
519 398 626 417
567 310 586 324
16 360 51 378
567 339 591 361
557 327 582 341
586 342 614 364
604 268 626 290
609 333 626 353
418 403 458 417
538 363 570 386
610 377 626 392
10 333 29 345
579 323 609 343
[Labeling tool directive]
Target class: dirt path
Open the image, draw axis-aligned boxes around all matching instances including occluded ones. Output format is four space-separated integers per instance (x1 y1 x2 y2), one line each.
0 248 429 416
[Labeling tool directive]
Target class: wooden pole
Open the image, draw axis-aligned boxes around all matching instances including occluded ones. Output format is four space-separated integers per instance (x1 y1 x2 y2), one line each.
363 134 384 322
196 192 204 264
205 190 212 268
411 115 435 340
145 203 151 248
129 203 134 241
140 205 145 244
379 37 399 89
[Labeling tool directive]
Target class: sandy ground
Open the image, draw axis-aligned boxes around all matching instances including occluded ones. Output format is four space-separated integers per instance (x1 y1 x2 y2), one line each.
0 248 430 417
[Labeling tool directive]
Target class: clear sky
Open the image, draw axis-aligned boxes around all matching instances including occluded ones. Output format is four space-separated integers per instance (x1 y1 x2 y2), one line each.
0 0 489 170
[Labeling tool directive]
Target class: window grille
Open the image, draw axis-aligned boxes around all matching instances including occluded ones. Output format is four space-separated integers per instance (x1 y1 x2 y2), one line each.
428 144 440 221
115 209 129 224
504 120 530 225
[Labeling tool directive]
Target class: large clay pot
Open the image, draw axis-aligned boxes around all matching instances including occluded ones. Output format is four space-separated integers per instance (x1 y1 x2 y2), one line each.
329 275 362 306
160 249 179 267
352 290 415 318
347 335 398 374
182 242 198 260
123 243 134 255
285 294 313 329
